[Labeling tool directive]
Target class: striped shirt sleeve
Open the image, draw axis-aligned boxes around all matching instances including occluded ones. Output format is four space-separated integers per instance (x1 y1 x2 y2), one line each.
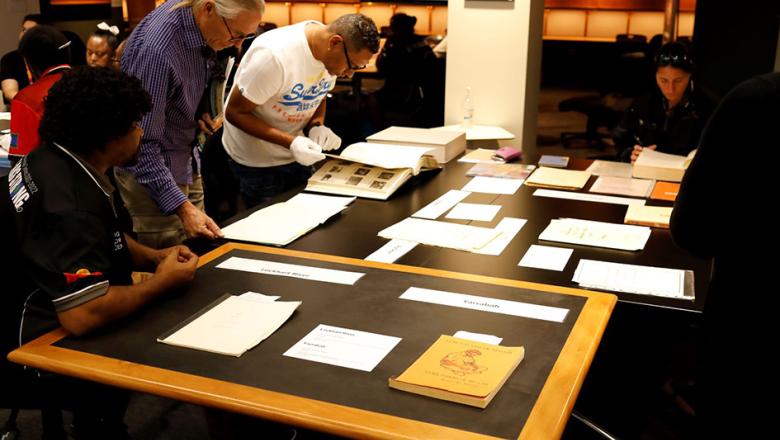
124 46 188 214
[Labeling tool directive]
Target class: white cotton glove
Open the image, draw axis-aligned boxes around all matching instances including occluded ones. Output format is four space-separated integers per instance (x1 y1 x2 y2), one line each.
290 136 326 166
308 125 342 151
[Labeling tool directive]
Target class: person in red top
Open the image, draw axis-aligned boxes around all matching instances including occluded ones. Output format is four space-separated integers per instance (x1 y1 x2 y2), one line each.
9 25 71 156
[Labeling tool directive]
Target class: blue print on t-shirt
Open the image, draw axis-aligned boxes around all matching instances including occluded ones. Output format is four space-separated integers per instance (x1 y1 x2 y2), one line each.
278 78 333 112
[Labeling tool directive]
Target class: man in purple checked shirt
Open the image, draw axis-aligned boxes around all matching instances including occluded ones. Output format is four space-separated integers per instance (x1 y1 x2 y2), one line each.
116 0 263 248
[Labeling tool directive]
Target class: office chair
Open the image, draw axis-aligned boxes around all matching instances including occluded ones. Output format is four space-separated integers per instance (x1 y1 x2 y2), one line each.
558 34 650 149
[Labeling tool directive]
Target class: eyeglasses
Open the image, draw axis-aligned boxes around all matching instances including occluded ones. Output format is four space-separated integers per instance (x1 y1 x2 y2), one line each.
656 52 693 70
338 34 367 71
221 16 256 43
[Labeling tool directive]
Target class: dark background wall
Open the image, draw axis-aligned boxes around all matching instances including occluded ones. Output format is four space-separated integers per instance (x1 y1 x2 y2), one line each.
693 0 780 98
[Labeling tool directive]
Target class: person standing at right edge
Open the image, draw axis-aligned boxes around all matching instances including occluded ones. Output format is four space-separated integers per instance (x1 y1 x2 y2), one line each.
670 73 779 439
117 0 263 248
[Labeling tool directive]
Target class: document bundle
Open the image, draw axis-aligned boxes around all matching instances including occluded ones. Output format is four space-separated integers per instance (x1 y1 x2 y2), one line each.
221 193 355 246
157 293 301 357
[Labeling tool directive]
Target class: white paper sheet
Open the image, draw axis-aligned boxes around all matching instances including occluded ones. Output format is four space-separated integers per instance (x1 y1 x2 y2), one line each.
457 148 502 163
533 188 646 206
378 218 501 252
474 217 527 256
445 203 501 222
400 287 569 323
283 324 402 372
412 189 470 219
159 296 301 357
585 160 633 178
217 257 364 285
288 193 356 208
364 239 418 263
518 245 574 271
453 331 503 345
573 259 689 299
238 291 281 302
539 218 651 251
462 176 524 195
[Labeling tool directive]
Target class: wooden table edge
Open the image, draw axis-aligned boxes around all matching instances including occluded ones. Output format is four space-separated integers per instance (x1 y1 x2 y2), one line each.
9 243 617 440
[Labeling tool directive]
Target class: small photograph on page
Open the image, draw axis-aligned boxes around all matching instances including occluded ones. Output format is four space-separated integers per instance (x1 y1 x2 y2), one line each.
378 172 395 180
370 180 386 189
329 165 343 173
355 168 371 176
347 176 363 185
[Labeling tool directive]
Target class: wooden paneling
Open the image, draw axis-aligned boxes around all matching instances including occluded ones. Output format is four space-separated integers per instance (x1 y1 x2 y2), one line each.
544 0 696 12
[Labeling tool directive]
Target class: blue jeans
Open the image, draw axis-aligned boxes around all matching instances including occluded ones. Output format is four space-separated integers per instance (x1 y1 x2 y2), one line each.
228 160 313 209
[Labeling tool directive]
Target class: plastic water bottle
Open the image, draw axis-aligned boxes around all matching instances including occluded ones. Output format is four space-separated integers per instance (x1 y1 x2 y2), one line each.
462 87 474 128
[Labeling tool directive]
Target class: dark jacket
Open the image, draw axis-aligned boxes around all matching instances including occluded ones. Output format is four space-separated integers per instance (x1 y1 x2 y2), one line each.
670 73 779 438
613 83 716 161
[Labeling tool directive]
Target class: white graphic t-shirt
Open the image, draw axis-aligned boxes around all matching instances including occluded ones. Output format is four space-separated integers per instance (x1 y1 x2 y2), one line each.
223 21 336 167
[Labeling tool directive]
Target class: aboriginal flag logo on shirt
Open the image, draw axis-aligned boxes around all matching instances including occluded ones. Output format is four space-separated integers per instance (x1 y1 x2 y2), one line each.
63 268 104 285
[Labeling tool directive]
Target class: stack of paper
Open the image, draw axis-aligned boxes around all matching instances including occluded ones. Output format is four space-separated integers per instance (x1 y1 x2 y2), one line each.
378 218 501 252
222 193 354 246
539 218 651 251
573 259 692 299
589 176 653 198
525 167 591 190
158 294 301 357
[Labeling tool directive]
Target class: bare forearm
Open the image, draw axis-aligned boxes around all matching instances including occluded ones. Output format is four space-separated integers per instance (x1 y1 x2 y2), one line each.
58 276 174 336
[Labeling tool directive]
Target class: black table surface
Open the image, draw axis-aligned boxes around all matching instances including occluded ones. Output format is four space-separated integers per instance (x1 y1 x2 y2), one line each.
222 157 710 313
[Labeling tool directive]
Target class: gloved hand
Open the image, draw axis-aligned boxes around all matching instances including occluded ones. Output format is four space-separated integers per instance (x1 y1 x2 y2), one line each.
308 125 342 151
290 136 326 166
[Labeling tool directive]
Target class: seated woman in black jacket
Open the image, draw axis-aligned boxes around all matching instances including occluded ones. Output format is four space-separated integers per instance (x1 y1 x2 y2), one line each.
613 42 716 163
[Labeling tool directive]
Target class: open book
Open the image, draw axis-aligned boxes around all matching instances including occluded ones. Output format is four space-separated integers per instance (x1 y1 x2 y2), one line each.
389 335 525 408
632 149 696 182
306 142 441 200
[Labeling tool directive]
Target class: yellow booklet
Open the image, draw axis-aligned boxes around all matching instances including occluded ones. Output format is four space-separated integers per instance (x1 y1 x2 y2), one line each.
624 204 673 228
388 335 525 408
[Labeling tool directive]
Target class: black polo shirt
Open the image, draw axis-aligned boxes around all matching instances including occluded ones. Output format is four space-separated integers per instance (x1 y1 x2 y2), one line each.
1 142 133 358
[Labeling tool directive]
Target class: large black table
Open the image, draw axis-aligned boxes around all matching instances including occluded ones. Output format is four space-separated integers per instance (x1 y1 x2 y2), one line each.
223 157 710 313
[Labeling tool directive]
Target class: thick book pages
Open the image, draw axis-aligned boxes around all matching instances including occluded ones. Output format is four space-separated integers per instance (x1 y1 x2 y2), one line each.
632 149 696 182
157 294 301 357
389 335 525 408
306 143 440 200
366 126 466 163
525 167 591 190
222 193 354 245
624 204 673 228
649 181 680 201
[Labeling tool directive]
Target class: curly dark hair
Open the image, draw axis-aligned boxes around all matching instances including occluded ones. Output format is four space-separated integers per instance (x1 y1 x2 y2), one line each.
39 66 151 155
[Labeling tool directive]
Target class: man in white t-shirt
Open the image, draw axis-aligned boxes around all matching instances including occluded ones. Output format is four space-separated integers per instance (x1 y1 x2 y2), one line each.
222 14 380 207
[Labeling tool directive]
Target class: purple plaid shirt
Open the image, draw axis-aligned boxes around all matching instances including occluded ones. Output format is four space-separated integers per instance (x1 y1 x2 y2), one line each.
121 1 210 214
